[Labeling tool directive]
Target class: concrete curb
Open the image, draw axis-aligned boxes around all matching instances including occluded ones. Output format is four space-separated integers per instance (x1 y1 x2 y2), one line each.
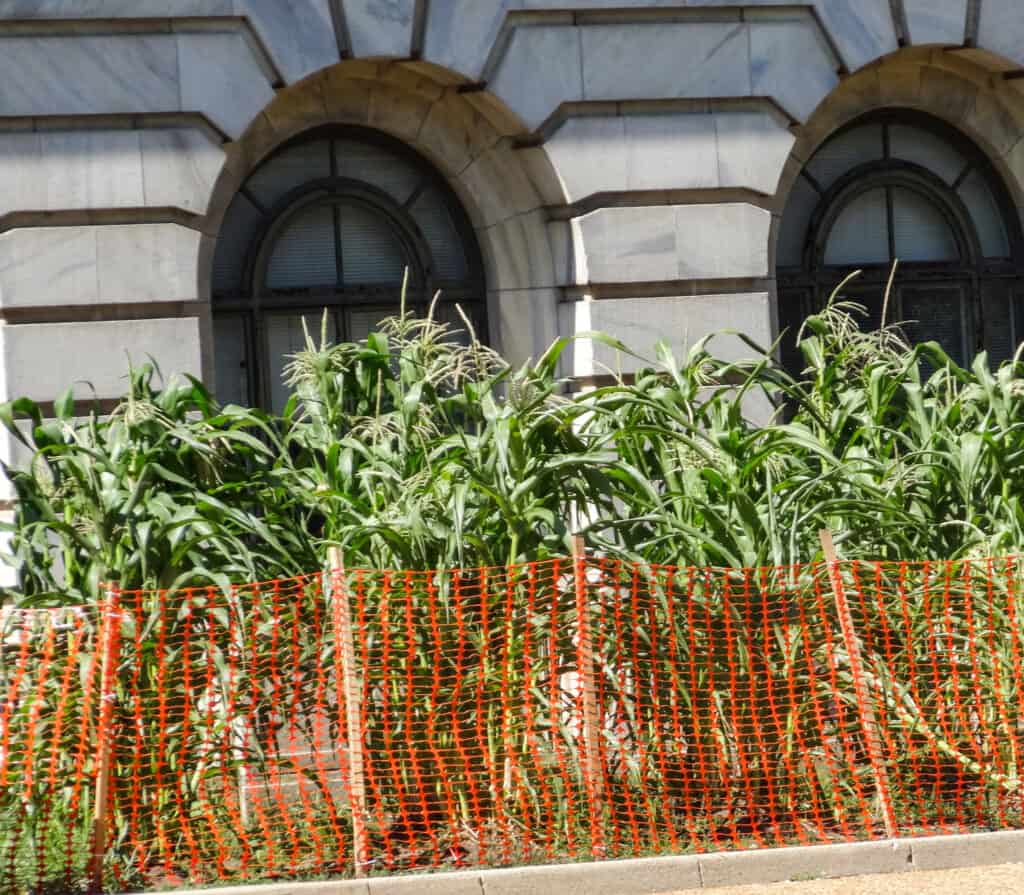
171 830 1024 895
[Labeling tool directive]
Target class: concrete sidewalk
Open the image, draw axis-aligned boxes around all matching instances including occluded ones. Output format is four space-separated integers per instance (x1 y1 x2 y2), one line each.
174 830 1024 895
695 863 1024 895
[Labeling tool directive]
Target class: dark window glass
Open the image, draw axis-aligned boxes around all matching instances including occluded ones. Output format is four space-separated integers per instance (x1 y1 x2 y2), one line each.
777 112 1024 372
211 128 486 412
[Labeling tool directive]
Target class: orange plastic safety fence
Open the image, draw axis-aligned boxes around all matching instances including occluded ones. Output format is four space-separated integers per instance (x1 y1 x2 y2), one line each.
3 556 1024 892
0 606 101 891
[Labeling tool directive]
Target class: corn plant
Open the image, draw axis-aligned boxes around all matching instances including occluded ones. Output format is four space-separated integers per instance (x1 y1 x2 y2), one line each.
0 366 316 604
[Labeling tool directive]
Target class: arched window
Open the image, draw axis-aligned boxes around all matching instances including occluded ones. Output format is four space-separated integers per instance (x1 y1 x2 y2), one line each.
777 111 1024 371
212 127 486 412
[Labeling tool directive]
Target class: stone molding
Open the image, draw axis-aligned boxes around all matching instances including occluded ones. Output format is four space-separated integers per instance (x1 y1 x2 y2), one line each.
0 208 203 236
535 97 797 141
0 112 228 145
0 301 204 325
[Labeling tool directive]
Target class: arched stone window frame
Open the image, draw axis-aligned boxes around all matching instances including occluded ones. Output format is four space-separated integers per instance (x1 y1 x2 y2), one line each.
777 108 1024 370
211 124 487 410
200 61 566 399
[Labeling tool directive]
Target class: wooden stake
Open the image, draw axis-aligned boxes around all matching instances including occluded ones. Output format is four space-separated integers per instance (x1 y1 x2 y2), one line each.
572 534 605 857
88 585 122 893
819 530 899 839
328 547 370 877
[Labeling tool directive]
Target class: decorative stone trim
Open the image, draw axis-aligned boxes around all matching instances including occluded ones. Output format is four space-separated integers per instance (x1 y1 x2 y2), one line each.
534 97 797 142
548 189 776 222
0 301 204 326
0 112 227 144
0 208 202 236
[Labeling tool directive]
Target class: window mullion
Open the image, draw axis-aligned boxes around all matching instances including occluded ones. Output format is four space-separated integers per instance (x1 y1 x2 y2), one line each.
402 175 430 210
885 185 896 263
252 311 269 410
952 162 973 191
339 305 352 344
800 170 825 196
240 186 270 218
333 203 345 289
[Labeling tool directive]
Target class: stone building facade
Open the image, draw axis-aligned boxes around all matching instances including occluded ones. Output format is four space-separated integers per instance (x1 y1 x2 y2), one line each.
1 2 1024 470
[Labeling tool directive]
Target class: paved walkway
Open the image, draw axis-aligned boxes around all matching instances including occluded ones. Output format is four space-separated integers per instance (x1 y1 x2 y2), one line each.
692 863 1024 895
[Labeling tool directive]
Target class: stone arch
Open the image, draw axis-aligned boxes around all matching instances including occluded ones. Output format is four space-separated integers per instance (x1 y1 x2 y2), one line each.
200 59 568 374
769 47 1024 364
772 48 1024 275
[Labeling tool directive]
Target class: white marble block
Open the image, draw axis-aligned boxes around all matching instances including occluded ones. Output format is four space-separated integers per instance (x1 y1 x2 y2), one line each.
177 33 277 139
0 1 339 86
978 0 1024 69
564 292 773 374
140 130 226 215
575 203 771 284
238 0 340 83
750 18 839 121
423 0 515 81
903 0 968 46
0 128 223 218
581 22 751 103
489 24 582 131
341 0 416 58
0 317 204 402
0 32 275 139
0 225 203 308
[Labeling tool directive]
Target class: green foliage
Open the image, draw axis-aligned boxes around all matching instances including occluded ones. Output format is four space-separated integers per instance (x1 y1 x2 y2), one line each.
3 279 1024 603
0 367 314 604
277 305 610 571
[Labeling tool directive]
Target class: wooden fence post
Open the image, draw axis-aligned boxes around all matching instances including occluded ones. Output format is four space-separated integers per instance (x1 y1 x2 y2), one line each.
572 534 605 857
819 530 899 839
88 584 122 892
327 547 370 877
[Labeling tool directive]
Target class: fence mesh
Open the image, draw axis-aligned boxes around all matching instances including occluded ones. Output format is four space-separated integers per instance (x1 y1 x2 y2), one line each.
0 607 101 890
2 555 1024 892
